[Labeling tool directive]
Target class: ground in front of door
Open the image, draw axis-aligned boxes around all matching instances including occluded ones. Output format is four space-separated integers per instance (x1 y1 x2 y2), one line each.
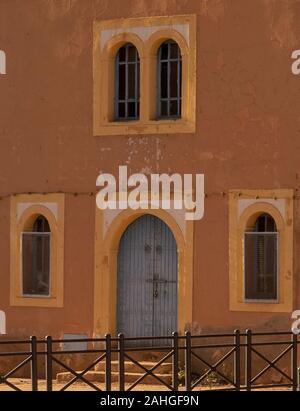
0 378 290 391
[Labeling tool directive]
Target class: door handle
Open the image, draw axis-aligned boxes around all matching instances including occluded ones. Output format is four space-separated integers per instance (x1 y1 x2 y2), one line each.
153 289 158 298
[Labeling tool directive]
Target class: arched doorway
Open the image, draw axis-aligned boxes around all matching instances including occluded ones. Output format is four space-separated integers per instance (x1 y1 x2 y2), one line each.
117 214 178 339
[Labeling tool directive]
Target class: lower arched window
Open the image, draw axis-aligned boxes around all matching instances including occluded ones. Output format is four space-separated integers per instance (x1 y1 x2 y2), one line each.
22 215 51 296
244 213 278 301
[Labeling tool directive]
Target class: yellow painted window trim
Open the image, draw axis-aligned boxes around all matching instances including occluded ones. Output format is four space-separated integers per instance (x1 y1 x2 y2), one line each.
229 189 293 313
93 15 196 136
10 194 65 308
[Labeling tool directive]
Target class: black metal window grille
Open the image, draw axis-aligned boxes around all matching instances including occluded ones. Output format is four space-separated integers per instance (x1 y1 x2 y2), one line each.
115 43 140 120
157 40 182 119
22 215 51 296
244 214 278 301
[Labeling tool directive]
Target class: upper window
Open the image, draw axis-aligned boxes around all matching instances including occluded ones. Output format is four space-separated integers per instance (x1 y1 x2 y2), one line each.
244 213 278 301
22 215 51 296
157 40 182 119
94 15 196 135
115 43 140 121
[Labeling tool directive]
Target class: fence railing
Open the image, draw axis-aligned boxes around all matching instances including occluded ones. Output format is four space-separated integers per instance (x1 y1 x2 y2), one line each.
0 330 299 391
0 337 38 391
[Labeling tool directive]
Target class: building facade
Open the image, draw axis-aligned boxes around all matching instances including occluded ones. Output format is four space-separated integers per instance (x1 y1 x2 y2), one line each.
0 0 300 340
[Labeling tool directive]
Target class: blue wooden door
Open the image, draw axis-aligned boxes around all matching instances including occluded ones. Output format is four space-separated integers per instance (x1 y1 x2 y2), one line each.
117 215 178 341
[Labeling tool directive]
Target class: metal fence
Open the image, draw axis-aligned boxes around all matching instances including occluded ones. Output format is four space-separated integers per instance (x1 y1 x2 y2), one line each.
0 330 299 391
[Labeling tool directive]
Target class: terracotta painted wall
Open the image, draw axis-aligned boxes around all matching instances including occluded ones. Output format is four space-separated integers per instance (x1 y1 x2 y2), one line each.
0 0 300 337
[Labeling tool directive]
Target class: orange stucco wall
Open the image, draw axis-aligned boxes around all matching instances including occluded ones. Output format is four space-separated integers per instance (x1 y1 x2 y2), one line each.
1 0 300 338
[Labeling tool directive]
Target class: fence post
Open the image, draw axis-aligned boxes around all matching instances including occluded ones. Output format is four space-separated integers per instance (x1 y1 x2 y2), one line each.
234 329 240 391
292 332 298 391
172 332 179 391
298 367 300 391
245 329 252 391
45 336 53 392
185 331 192 391
105 334 111 391
118 333 125 391
30 336 38 391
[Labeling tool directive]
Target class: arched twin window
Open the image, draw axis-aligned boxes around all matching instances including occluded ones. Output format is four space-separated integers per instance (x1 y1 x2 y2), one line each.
115 40 182 121
244 213 278 301
22 215 51 296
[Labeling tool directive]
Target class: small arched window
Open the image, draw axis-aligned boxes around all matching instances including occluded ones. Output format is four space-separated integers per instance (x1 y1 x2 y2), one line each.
244 213 278 301
157 40 182 119
22 215 51 296
115 43 140 120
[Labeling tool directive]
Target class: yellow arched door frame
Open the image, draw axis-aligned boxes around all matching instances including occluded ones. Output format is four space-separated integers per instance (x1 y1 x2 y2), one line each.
93 207 194 337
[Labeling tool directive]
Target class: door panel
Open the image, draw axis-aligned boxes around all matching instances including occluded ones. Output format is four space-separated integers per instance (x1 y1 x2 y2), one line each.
153 217 178 338
117 215 178 343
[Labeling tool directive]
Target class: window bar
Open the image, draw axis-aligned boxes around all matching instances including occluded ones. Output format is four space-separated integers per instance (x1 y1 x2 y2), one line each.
178 50 181 117
115 51 119 120
32 234 38 292
135 48 138 119
41 235 45 278
167 42 170 117
125 45 128 119
264 234 268 293
137 60 140 117
157 49 161 117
